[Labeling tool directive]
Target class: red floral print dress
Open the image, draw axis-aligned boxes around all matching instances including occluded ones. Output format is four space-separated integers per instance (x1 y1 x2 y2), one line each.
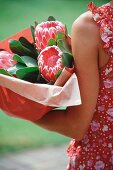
67 2 113 170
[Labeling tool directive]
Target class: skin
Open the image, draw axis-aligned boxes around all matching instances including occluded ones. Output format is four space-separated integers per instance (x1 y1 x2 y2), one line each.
35 1 112 141
110 0 113 5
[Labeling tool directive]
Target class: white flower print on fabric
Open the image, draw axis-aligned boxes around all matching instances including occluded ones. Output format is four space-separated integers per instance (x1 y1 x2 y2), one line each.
87 159 94 167
103 95 109 100
104 79 113 88
105 67 112 75
94 160 105 170
106 108 113 117
79 164 85 170
91 121 100 131
108 143 112 148
110 155 113 164
107 116 113 122
93 13 100 21
102 125 108 132
83 135 89 144
98 105 105 112
110 47 113 54
102 142 107 147
104 27 112 34
101 33 110 43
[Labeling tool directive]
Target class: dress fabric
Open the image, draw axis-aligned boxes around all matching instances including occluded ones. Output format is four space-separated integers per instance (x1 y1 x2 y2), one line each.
67 2 113 170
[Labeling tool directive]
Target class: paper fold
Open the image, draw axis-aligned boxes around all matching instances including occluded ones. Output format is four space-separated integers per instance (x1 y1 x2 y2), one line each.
0 73 81 107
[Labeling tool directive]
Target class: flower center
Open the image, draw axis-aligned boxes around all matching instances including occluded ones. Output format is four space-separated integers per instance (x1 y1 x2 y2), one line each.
47 55 58 67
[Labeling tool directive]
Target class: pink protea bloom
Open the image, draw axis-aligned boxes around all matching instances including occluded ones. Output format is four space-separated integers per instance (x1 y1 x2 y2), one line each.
38 45 64 82
0 51 16 69
35 21 65 51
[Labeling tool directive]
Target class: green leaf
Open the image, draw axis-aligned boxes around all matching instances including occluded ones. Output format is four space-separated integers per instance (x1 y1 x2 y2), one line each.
13 55 38 67
34 21 38 27
55 69 63 79
9 40 23 56
57 39 67 53
16 67 39 79
56 32 65 41
36 74 48 84
19 37 38 58
21 56 38 67
65 24 68 35
62 52 73 68
0 69 13 77
48 81 54 85
9 40 28 55
13 54 25 65
30 25 35 43
48 39 56 46
19 37 34 49
47 16 56 21
9 39 36 57
23 71 39 83
7 63 26 75
57 39 71 53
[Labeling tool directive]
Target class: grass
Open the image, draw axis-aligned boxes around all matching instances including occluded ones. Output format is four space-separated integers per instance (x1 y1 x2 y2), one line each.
0 0 108 154
0 111 70 154
0 0 107 41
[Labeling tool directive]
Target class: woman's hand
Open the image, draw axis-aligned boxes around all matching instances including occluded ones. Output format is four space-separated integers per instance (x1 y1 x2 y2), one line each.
54 68 73 86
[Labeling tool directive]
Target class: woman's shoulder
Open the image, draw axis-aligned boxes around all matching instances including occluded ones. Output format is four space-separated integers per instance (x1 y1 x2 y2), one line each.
71 11 100 45
75 11 93 23
72 11 98 33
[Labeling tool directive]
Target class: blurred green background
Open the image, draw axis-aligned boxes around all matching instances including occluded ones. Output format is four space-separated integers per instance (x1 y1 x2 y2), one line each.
0 0 109 154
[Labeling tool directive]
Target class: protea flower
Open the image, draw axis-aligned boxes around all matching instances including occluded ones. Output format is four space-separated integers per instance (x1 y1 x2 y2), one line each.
38 45 64 82
0 51 16 69
35 21 66 51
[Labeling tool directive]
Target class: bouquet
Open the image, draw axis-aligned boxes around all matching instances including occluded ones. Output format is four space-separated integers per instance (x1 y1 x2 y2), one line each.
0 16 81 122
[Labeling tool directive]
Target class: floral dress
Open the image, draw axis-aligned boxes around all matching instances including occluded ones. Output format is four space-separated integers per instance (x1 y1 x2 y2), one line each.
67 2 113 170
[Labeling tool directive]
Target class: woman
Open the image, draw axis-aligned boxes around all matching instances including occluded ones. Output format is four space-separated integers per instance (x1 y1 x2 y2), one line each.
35 1 113 169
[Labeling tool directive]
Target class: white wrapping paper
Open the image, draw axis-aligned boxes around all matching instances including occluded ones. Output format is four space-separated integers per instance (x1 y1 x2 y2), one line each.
0 73 81 107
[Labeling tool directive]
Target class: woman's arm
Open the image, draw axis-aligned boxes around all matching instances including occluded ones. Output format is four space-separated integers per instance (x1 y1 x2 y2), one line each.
35 12 100 141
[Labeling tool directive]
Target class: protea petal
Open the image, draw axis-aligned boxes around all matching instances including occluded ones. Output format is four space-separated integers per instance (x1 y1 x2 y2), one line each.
42 35 48 48
38 30 43 43
44 28 50 40
38 45 64 82
0 51 16 69
35 20 66 51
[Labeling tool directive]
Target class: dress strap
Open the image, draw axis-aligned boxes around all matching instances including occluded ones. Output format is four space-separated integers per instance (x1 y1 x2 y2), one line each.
88 2 113 56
